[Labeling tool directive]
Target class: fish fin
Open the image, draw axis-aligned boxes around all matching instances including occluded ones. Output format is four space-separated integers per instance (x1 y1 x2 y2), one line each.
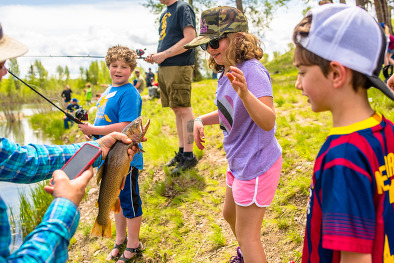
111 198 121 213
91 218 112 238
95 201 98 208
96 166 103 185
120 175 127 191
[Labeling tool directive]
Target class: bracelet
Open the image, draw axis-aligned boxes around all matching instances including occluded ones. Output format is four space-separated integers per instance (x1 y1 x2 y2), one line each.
194 117 204 125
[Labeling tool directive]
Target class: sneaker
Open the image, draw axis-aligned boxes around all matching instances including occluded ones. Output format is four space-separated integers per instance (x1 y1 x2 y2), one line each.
165 151 183 167
229 247 244 263
171 154 198 176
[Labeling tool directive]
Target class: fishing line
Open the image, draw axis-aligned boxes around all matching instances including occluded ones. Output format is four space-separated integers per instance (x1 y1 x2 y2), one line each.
23 55 105 58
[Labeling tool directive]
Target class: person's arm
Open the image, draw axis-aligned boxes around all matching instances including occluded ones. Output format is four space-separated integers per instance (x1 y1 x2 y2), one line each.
387 74 394 91
0 132 141 261
78 121 130 137
145 26 195 65
227 66 276 131
0 132 138 183
0 138 85 183
7 166 93 262
135 80 141 89
340 251 371 263
193 110 219 150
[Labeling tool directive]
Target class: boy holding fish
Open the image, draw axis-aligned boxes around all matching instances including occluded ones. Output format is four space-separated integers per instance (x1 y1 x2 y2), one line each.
78 45 145 262
0 24 142 262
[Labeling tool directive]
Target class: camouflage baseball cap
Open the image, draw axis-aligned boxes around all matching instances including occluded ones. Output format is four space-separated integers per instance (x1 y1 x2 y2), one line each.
184 6 248 49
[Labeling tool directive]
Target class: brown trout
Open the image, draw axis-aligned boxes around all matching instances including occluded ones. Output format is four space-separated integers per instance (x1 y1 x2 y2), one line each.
91 116 150 238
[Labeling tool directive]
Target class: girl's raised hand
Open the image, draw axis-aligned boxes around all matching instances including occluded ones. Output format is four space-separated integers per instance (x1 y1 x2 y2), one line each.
193 121 205 150
227 66 248 99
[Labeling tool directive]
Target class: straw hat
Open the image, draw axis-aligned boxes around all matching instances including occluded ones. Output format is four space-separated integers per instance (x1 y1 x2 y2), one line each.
0 23 28 63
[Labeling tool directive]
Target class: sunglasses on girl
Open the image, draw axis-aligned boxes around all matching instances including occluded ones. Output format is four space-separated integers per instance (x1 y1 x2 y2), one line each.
200 34 227 51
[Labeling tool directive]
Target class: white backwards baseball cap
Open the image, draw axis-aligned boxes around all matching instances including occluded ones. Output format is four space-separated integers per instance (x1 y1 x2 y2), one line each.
296 3 394 101
0 23 28 63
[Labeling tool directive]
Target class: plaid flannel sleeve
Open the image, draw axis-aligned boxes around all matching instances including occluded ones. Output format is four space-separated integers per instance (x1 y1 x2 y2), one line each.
0 137 102 262
5 198 79 263
0 137 102 184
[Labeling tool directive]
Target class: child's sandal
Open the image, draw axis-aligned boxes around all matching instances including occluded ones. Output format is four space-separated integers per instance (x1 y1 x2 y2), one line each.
117 242 144 263
106 238 128 261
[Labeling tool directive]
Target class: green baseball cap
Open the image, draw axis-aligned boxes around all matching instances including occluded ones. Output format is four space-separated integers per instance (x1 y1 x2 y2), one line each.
184 6 248 49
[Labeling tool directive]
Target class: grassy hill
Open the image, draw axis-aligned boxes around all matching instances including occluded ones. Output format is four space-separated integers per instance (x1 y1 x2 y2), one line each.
66 49 394 263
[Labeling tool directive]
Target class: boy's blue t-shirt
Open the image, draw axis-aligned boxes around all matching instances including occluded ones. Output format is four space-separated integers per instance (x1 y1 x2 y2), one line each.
94 83 143 169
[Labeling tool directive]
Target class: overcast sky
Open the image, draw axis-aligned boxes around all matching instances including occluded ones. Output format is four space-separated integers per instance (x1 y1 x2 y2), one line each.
1 0 307 78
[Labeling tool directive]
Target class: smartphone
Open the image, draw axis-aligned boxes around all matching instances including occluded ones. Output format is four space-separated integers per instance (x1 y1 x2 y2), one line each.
61 143 102 180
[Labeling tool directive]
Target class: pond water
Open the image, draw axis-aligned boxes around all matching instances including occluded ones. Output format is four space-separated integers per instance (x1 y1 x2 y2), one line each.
0 104 55 251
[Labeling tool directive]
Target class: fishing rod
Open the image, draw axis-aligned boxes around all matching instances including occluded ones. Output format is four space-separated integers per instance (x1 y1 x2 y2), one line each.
23 55 105 58
22 49 147 59
6 68 83 125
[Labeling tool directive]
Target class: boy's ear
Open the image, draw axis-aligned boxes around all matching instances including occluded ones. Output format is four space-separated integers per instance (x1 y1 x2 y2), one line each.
330 61 350 89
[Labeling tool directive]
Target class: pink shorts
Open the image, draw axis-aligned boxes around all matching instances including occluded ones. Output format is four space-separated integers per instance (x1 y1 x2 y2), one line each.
226 156 282 207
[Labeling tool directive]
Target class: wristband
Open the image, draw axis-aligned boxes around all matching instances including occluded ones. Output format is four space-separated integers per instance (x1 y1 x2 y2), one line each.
194 117 204 125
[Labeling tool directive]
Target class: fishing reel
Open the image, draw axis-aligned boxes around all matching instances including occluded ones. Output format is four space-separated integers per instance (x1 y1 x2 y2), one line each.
136 48 146 59
75 107 88 121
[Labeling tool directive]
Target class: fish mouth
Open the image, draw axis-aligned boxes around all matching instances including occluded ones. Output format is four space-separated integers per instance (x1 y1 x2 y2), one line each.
122 117 150 143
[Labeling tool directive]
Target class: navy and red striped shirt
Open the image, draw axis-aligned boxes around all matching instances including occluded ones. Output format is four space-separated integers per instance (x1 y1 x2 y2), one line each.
302 113 394 263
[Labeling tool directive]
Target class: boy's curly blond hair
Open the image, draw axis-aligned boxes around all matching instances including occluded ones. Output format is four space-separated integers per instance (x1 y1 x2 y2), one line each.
105 45 137 71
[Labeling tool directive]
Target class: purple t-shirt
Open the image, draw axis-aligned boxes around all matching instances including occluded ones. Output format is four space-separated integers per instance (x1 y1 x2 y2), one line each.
216 59 282 180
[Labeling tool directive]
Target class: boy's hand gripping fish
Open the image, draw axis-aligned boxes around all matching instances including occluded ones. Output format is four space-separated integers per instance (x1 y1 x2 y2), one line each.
91 116 150 238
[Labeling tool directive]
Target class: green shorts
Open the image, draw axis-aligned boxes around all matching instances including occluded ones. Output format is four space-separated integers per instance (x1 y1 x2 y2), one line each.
158 65 194 108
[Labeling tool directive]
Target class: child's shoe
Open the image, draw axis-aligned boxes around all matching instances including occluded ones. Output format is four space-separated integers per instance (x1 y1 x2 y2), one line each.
229 247 244 263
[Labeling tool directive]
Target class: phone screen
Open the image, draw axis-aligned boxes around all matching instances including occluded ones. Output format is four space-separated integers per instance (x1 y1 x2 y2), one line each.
62 144 102 180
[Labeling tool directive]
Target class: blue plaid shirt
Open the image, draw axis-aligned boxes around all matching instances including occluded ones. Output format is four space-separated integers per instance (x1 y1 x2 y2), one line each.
0 137 102 262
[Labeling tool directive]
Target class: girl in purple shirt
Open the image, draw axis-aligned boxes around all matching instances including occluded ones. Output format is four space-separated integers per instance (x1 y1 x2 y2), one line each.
185 6 282 263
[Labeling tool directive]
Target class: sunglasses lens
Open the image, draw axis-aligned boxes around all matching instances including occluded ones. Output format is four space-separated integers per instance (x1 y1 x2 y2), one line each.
201 35 226 51
209 39 220 49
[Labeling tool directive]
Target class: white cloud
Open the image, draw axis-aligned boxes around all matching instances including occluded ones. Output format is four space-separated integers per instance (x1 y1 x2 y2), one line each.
1 0 306 78
1 2 159 78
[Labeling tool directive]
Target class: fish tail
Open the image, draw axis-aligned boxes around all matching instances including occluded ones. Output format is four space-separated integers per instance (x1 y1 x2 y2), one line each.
111 198 121 213
91 218 112 238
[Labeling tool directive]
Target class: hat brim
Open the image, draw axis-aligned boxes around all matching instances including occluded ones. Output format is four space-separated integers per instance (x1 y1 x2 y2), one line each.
367 75 394 101
184 33 224 49
0 34 28 62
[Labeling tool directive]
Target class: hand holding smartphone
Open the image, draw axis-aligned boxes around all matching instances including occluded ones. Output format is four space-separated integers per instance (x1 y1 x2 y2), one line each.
61 143 102 180
50 143 102 186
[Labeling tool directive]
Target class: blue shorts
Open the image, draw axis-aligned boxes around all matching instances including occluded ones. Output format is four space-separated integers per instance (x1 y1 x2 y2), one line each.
119 167 142 218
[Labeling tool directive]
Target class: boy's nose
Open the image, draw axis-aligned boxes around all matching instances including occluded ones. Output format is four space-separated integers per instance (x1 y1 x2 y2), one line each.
295 77 302 90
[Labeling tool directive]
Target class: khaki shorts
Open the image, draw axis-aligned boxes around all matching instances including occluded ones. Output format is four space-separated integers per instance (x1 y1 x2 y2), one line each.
158 65 194 108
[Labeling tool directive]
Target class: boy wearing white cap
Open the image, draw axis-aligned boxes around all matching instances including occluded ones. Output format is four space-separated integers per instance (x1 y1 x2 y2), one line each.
293 4 394 263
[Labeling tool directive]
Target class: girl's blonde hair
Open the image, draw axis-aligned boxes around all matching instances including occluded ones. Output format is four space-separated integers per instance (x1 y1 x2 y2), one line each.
105 45 137 71
209 32 264 73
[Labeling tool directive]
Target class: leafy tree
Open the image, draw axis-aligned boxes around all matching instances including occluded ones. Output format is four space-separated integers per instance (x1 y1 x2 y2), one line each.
27 65 37 86
33 60 48 90
56 65 64 81
65 66 70 82
8 58 22 90
98 61 111 85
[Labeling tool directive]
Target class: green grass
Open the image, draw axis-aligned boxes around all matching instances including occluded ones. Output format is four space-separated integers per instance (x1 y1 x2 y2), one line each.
10 181 53 239
13 48 394 262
